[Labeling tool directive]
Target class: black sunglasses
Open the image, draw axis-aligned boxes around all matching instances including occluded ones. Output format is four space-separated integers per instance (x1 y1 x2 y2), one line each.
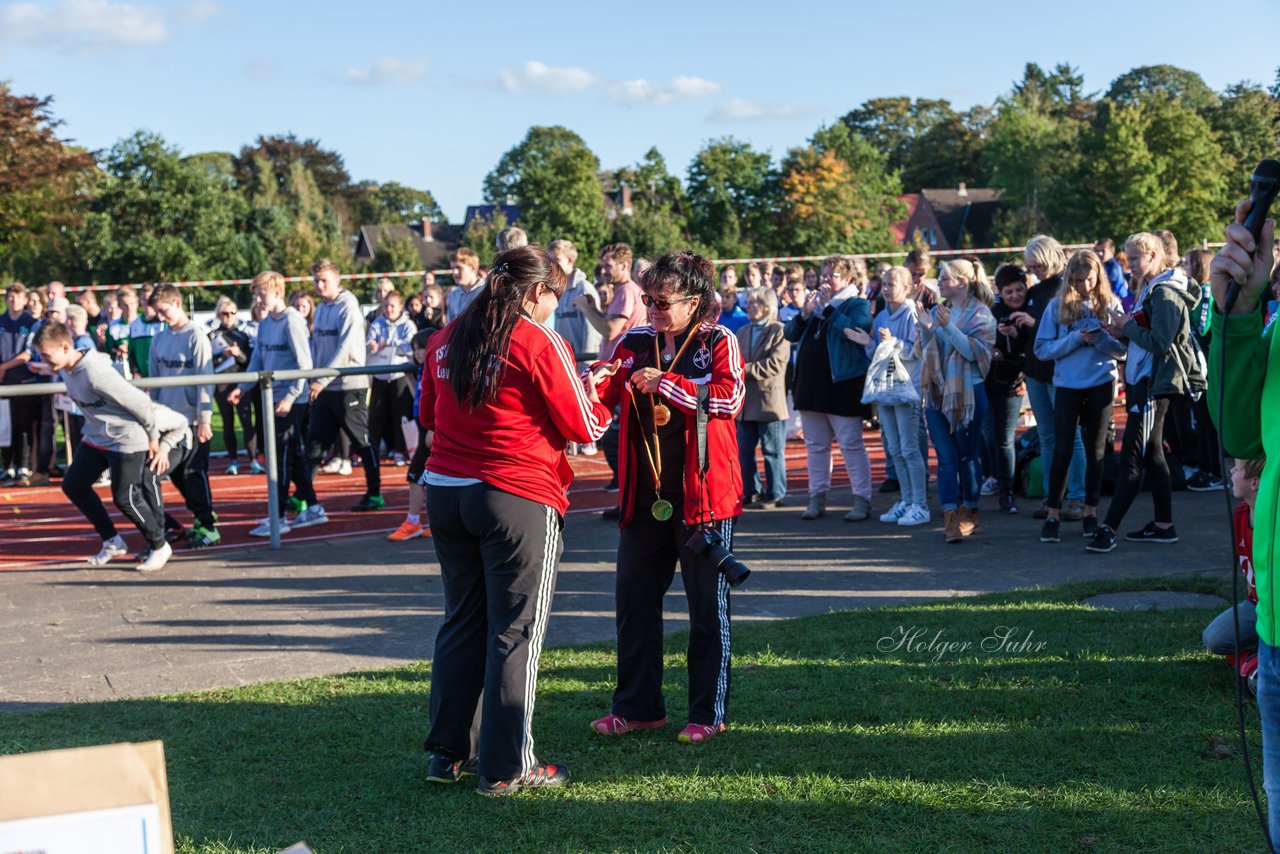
641 293 695 311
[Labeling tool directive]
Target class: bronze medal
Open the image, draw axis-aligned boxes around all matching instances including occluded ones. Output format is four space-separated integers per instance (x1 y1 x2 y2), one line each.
651 498 674 521
653 403 671 426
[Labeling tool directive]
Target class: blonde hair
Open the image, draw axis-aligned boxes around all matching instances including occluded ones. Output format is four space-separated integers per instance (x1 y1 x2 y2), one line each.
1124 231 1164 259
253 270 286 297
547 239 578 263
311 258 339 276
1058 251 1116 324
939 258 993 306
882 265 912 294
450 247 480 271
1024 234 1067 278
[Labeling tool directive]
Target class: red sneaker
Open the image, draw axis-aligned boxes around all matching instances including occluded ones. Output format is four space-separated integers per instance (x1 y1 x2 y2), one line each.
387 520 424 542
677 722 726 744
590 713 668 736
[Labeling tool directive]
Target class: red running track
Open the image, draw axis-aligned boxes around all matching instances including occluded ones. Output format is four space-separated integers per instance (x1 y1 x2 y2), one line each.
0 435 891 571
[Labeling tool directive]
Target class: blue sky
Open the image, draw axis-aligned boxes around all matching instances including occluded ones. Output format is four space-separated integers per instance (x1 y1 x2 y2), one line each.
2 0 1275 222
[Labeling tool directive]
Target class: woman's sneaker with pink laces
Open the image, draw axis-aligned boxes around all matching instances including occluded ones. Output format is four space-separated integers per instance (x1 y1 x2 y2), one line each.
677 722 726 744
591 713 668 735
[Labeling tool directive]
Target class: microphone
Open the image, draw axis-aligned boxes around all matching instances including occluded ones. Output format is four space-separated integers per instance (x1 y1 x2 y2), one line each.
1224 158 1280 313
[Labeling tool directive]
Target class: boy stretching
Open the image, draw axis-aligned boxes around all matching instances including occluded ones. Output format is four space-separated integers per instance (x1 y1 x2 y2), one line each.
34 320 189 572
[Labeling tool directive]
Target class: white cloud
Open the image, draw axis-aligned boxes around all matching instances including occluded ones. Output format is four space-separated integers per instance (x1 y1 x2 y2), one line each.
607 75 721 105
346 57 428 86
180 0 221 23
498 61 720 107
498 60 597 95
708 99 809 122
0 0 169 49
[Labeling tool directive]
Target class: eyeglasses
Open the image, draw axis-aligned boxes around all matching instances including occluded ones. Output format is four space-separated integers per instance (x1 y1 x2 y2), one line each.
218 311 236 317
641 293 695 311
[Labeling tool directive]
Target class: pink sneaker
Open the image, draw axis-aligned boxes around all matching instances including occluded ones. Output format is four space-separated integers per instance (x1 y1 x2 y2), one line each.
590 713 668 736
677 722 726 744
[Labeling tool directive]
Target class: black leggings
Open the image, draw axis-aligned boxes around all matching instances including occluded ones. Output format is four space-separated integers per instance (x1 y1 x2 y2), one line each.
62 442 166 550
1048 382 1113 510
369 376 412 458
1103 380 1171 530
215 384 257 462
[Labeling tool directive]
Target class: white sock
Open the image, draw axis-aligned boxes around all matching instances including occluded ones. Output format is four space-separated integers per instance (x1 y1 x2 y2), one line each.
405 514 420 526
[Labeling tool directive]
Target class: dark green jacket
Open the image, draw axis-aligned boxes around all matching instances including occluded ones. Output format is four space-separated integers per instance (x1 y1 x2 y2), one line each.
1124 273 1203 398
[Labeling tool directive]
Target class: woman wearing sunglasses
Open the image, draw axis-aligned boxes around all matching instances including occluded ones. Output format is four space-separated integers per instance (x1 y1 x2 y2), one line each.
588 250 746 745
418 246 613 795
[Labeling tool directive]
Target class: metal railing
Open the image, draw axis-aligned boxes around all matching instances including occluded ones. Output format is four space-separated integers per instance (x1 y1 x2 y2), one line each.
0 362 416 549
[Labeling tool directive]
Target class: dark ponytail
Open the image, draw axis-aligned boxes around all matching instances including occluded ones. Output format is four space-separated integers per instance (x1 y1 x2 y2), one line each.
447 246 566 410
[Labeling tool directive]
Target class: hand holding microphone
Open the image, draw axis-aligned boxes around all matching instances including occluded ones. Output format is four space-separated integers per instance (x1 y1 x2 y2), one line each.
1212 159 1280 315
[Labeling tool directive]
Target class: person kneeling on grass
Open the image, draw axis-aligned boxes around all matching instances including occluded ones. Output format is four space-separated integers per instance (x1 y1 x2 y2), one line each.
1202 457 1264 694
33 320 192 573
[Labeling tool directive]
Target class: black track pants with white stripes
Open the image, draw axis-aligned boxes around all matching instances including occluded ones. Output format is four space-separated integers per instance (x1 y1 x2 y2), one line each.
424 482 563 781
62 442 166 550
612 513 734 728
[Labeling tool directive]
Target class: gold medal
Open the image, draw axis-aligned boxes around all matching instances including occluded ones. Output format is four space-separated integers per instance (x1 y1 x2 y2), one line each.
653 403 671 426
651 498 674 521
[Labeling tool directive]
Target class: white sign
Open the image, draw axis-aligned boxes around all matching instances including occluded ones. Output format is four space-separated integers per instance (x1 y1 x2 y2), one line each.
0 803 163 854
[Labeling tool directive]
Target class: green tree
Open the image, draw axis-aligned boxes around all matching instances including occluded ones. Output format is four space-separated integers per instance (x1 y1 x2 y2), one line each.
777 124 905 256
351 180 446 225
839 97 953 175
605 147 692 258
483 126 608 252
76 131 251 284
0 84 97 282
240 154 346 276
983 95 1083 239
1105 65 1218 113
1207 83 1280 197
904 105 993 190
685 138 778 257
370 232 423 275
459 209 508 269
1081 101 1164 244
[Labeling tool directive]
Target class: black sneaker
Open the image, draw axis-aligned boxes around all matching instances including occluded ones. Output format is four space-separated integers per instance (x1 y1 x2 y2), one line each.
878 478 900 494
476 762 570 796
1186 472 1224 492
426 752 477 784
600 506 621 521
1086 526 1117 553
1124 521 1178 543
998 492 1018 515
1039 518 1060 543
351 494 385 512
1081 516 1100 538
749 497 784 509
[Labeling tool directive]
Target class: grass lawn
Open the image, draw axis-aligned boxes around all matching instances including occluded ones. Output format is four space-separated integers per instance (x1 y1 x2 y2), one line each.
1 575 1265 853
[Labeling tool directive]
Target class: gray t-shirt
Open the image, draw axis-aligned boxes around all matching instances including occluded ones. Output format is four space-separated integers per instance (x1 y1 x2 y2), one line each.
239 308 313 405
312 290 368 391
148 323 213 425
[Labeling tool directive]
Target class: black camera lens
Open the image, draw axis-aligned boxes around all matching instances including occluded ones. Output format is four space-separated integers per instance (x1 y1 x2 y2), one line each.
685 528 751 587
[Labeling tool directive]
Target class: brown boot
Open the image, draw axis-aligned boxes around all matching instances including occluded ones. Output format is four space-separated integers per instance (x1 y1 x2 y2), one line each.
943 509 963 544
957 506 979 538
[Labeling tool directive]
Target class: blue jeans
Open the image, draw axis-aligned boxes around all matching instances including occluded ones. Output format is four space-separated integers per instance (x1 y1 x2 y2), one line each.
925 386 988 511
737 419 787 501
983 386 1022 493
882 413 929 482
1025 376 1085 501
1258 641 1280 845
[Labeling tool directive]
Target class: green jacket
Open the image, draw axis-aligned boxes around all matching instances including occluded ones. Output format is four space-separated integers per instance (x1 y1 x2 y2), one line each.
1124 272 1203 398
1209 306 1278 644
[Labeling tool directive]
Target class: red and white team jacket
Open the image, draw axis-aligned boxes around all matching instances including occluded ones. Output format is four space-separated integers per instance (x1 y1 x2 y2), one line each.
419 316 612 515
593 322 745 528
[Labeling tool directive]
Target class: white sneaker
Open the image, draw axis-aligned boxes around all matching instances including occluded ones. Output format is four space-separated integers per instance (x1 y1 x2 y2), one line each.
292 504 329 528
320 458 343 474
136 541 172 573
88 535 128 566
392 453 406 467
980 476 999 496
897 504 932 527
250 517 292 537
580 442 598 456
879 500 908 523
254 513 293 527
338 459 353 476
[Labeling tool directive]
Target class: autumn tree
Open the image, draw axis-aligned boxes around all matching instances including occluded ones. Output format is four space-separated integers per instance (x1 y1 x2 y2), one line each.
0 84 97 281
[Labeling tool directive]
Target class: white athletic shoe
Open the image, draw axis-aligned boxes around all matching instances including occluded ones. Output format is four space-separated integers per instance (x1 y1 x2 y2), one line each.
136 541 172 573
579 442 598 456
879 500 908 523
88 535 128 566
897 504 932 527
337 459 353 476
291 504 329 529
250 517 292 537
254 513 292 527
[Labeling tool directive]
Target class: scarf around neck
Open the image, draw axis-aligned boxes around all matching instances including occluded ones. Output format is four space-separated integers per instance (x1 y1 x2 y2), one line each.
917 301 995 428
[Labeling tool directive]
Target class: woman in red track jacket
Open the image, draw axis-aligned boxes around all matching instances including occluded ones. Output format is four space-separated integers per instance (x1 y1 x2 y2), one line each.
588 250 746 745
417 246 612 795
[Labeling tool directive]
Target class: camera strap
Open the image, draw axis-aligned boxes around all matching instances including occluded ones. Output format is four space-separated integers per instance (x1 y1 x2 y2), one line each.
696 383 709 475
